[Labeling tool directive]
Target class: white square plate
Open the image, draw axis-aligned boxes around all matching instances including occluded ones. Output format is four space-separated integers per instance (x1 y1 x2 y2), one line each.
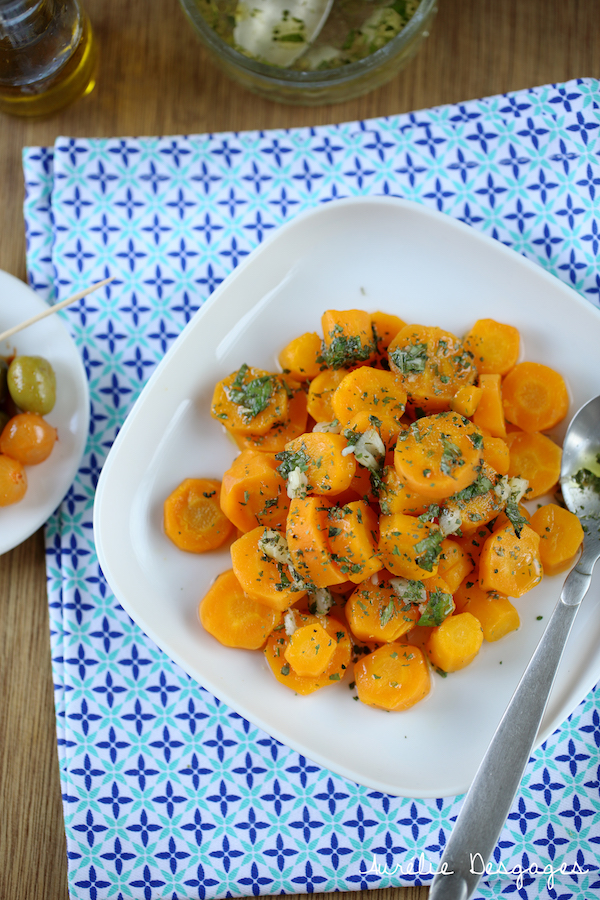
93 197 600 798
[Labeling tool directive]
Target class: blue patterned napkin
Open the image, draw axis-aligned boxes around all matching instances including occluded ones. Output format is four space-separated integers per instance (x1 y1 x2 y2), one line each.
22 78 600 900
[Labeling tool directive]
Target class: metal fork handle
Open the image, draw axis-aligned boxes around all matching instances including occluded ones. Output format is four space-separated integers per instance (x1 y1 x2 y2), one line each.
428 548 598 900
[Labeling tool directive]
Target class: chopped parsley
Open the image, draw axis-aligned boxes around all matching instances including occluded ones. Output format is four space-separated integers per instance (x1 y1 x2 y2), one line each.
275 447 310 478
440 436 464 476
389 341 428 374
414 530 445 571
417 587 454 627
379 599 397 627
450 473 494 505
574 466 600 495
227 363 277 421
504 498 530 538
320 325 375 369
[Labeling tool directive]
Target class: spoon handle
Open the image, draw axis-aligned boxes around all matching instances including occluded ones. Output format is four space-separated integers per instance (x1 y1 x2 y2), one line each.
428 554 596 900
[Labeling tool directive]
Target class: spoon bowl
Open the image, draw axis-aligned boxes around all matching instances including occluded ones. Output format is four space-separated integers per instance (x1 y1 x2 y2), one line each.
561 393 600 525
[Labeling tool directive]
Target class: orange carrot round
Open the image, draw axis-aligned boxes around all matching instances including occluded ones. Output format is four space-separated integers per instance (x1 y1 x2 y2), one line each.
463 318 520 376
331 367 407 433
211 365 290 435
286 496 347 588
502 361 569 433
529 503 584 576
164 477 234 553
426 612 483 672
354 643 431 711
505 430 562 498
283 432 357 495
327 500 380 582
264 610 352 694
199 570 282 649
230 526 307 610
220 449 289 533
307 368 348 423
471 373 506 438
387 324 477 413
346 579 419 643
378 512 442 579
394 411 484 501
479 522 543 597
278 332 322 381
233 386 308 453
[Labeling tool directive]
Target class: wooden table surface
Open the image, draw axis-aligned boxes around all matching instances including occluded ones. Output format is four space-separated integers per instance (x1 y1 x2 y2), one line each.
1 1 598 898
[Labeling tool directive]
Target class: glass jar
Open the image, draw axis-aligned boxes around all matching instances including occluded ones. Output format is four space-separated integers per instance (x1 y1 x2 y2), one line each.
178 0 437 106
0 0 97 116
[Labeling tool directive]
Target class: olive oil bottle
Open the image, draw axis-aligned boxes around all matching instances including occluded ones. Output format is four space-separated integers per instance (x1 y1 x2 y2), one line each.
0 0 97 117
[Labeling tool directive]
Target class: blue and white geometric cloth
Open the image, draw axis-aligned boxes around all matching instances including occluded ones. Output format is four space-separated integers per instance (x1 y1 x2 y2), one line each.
22 77 600 900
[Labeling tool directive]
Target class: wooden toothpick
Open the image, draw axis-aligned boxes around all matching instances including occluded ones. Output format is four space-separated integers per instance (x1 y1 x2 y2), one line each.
0 276 115 343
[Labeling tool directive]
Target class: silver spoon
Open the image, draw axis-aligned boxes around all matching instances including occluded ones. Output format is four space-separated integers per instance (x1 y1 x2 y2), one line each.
428 393 600 900
233 0 334 67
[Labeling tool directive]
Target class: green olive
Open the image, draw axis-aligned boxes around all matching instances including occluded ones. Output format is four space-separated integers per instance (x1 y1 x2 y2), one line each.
7 355 56 415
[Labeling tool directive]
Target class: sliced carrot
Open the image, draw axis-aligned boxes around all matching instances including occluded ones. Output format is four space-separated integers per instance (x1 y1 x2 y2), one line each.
379 463 430 516
371 312 406 350
394 411 484 501
450 384 482 418
505 430 562 499
492 502 530 532
331 367 407 433
230 526 307 610
284 621 337 677
264 610 352 694
282 432 357 495
472 374 506 438
307 368 348 423
426 612 483 672
345 579 419 643
321 309 376 369
479 523 543 597
286 496 347 588
453 579 520 642
481 432 510 475
529 503 584 576
278 332 322 381
233 386 308 453
387 324 477 413
455 526 495 570
379 513 442 579
327 500 380 583
164 477 234 553
463 319 520 376
437 538 474 593
344 409 402 446
441 463 505 535
199 570 282 649
502 362 569 433
211 365 289 435
220 449 289 532
354 643 431 711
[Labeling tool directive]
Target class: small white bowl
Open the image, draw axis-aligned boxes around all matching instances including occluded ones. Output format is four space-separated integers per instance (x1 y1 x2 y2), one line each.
0 270 89 555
